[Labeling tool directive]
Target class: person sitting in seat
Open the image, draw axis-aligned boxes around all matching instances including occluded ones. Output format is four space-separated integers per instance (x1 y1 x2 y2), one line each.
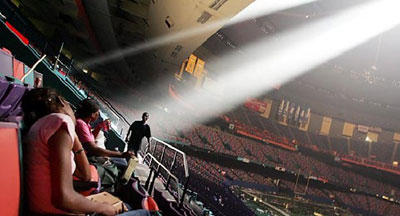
75 98 133 161
22 88 150 216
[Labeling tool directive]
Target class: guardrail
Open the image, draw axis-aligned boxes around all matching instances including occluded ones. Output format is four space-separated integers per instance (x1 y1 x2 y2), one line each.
143 137 190 206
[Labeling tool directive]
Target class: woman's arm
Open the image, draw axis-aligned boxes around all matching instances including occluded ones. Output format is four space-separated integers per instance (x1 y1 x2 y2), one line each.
82 140 135 158
92 123 103 139
48 128 117 215
82 140 125 158
92 119 110 138
72 136 91 181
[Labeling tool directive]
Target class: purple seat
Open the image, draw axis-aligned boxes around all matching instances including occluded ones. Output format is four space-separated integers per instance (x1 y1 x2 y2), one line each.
0 84 26 117
8 101 22 117
0 78 9 100
0 50 13 77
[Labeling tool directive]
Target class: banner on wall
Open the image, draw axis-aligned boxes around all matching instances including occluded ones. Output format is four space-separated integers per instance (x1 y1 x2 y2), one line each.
244 98 267 113
185 54 197 74
275 99 310 129
369 126 382 133
299 109 305 124
394 133 400 142
299 108 311 131
357 125 382 134
193 58 205 78
288 102 296 122
320 116 332 136
276 99 285 122
357 124 369 133
366 131 378 142
279 100 290 126
294 105 301 124
260 99 273 119
342 122 355 137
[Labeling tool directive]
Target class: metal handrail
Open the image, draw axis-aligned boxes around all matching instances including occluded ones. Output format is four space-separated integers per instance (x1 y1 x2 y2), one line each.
142 137 191 207
143 153 187 206
150 137 190 178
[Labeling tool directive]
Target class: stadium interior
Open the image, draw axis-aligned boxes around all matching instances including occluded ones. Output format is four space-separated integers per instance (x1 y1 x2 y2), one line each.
1 0 400 215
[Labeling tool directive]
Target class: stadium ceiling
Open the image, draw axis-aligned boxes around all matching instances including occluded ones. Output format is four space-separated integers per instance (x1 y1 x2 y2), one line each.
14 0 400 105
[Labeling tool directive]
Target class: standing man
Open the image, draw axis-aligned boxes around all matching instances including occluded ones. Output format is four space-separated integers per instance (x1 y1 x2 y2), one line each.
125 112 151 156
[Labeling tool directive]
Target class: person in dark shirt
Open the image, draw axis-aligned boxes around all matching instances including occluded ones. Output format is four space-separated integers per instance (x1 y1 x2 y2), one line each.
125 112 151 156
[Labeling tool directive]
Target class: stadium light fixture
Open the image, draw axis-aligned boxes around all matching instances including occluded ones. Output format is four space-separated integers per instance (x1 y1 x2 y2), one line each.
84 0 318 66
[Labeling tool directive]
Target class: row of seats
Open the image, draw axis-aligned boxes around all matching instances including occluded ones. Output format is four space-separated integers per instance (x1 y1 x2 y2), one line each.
0 49 34 85
187 157 254 216
148 114 400 200
186 155 400 216
0 49 36 122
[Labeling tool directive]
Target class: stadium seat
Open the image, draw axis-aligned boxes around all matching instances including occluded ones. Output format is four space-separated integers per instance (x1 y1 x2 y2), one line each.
154 188 184 216
0 78 10 100
23 65 34 86
0 82 26 117
0 122 21 216
7 100 22 117
118 178 148 210
0 49 13 77
141 196 159 212
13 59 24 81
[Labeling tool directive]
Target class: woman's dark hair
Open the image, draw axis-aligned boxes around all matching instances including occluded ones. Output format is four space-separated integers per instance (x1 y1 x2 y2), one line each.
21 88 64 131
75 98 100 119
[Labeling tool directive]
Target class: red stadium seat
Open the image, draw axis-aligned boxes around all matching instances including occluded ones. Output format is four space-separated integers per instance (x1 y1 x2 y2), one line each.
12 59 24 80
0 122 21 216
141 196 159 212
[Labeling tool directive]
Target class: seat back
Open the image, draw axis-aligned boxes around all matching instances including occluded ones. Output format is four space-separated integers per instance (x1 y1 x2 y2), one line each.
13 59 24 80
118 178 147 210
141 196 160 212
0 50 13 77
154 188 185 216
0 122 21 216
0 83 26 117
0 78 9 100
133 180 148 197
8 100 22 117
23 65 34 86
